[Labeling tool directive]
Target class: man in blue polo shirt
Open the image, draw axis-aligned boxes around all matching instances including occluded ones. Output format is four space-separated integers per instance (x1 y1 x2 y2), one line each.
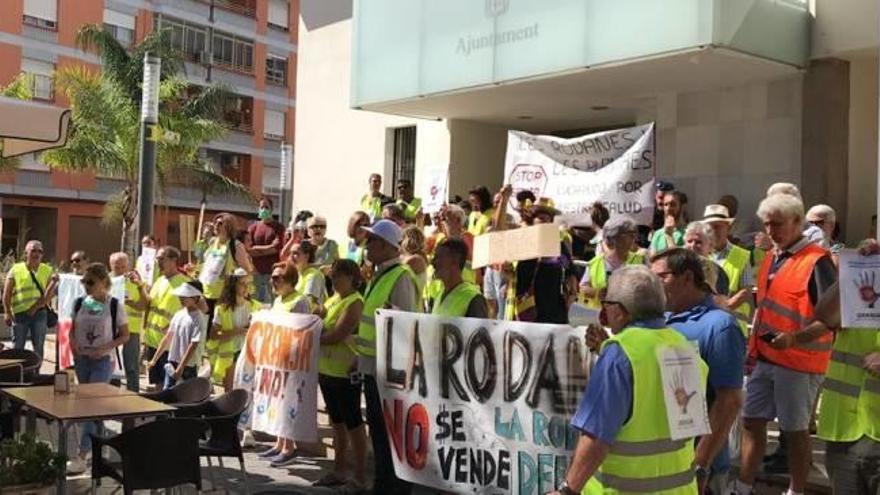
651 248 746 494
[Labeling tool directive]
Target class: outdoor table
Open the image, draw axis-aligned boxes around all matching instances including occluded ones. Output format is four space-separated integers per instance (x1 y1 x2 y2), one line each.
0 358 26 382
0 384 175 495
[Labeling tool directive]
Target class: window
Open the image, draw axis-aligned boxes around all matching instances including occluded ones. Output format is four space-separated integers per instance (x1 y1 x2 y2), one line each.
265 55 287 86
23 0 57 29
264 110 285 140
223 95 254 132
21 58 54 100
212 31 254 73
103 9 136 47
392 126 416 187
219 152 251 184
268 0 289 30
155 16 207 62
212 0 256 18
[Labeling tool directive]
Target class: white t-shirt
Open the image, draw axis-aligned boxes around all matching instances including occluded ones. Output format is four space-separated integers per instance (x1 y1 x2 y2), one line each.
167 308 208 367
72 297 128 358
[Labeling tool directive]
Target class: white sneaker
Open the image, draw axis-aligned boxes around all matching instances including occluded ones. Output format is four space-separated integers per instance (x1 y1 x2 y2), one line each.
240 429 256 448
66 454 88 475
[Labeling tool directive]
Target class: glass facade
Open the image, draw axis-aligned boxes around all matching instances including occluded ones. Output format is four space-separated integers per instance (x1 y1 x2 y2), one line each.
351 0 810 107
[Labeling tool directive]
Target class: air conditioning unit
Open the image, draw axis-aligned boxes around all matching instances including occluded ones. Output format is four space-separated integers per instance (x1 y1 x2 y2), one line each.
196 51 213 66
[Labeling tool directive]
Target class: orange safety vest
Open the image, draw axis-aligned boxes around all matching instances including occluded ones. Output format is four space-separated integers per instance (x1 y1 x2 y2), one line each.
751 242 833 374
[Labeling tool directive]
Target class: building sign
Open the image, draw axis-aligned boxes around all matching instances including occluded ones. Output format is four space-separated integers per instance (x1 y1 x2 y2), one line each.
504 124 656 226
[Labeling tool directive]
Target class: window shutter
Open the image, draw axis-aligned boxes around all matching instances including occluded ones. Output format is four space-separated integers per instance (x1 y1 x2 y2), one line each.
24 0 57 21
264 110 285 139
268 0 289 28
103 9 136 29
21 58 54 76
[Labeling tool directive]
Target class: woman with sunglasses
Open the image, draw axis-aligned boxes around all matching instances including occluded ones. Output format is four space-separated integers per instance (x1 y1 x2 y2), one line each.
207 268 261 392
69 251 89 276
198 213 254 325
307 216 338 270
260 260 311 467
313 259 368 490
67 263 130 474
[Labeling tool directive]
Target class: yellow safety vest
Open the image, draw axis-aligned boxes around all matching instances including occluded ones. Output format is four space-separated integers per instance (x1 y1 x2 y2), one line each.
296 266 324 311
817 327 880 442
431 282 481 317
582 253 644 309
206 299 261 383
467 209 494 237
360 194 383 220
397 197 422 221
124 279 144 335
319 292 363 378
272 291 309 313
355 264 417 358
424 264 476 312
584 326 707 495
143 273 191 348
200 239 236 300
9 262 52 316
717 243 752 336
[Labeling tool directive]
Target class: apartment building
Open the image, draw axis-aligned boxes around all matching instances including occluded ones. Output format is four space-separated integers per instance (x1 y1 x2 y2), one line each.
0 0 298 263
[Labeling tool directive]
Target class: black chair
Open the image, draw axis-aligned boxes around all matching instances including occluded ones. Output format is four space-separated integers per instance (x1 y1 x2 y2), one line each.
0 349 52 384
175 389 251 494
90 418 207 494
140 377 212 406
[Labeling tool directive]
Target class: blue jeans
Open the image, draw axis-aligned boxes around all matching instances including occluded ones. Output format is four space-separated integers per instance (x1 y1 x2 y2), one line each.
73 355 114 453
121 333 140 392
253 272 273 304
12 308 48 362
163 363 197 390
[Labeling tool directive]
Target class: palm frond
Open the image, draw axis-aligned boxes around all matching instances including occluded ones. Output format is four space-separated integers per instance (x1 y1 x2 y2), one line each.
181 83 234 121
75 24 132 84
173 164 257 203
0 74 35 172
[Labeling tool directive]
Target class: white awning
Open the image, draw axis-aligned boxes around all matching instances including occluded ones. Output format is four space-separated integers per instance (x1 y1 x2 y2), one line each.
0 97 71 158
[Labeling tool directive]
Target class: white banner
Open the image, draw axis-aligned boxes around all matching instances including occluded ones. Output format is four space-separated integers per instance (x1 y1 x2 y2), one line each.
420 167 449 214
234 311 323 441
504 124 656 225
376 310 590 494
839 250 880 327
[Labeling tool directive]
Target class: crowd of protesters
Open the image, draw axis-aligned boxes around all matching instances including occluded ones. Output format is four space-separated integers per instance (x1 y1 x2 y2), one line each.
2 173 878 495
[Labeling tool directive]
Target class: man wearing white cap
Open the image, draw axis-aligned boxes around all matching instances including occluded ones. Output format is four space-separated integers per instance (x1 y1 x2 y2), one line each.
147 280 208 390
703 204 754 335
353 219 420 494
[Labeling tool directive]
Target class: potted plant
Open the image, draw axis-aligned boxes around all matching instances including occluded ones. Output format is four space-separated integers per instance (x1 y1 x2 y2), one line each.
0 434 66 494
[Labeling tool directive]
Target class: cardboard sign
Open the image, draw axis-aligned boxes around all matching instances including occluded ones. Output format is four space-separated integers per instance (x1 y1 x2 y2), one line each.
179 214 196 252
472 224 560 268
376 310 590 494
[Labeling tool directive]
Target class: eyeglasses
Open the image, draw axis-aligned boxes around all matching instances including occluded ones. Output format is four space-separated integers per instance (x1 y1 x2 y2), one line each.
600 300 623 308
29 249 43 254
71 258 83 263
653 270 675 280
82 279 95 287
309 225 326 230
809 219 826 226
271 275 284 282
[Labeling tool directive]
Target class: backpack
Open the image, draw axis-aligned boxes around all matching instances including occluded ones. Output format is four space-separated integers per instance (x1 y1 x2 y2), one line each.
74 296 122 367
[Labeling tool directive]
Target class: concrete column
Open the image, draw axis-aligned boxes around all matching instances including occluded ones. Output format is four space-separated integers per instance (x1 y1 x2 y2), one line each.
801 58 850 237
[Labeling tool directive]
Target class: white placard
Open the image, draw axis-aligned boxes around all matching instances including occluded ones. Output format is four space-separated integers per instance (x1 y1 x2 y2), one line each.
376 310 590 494
504 124 656 225
657 345 710 440
838 249 880 328
110 276 126 303
136 247 156 284
234 311 322 442
420 167 449 214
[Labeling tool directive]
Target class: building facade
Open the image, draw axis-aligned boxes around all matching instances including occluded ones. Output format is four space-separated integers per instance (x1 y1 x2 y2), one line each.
0 0 298 264
295 0 879 248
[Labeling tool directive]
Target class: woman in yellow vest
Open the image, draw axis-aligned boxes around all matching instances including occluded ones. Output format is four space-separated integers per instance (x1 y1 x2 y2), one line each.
313 259 368 490
261 260 311 467
466 186 495 236
198 213 254 325
207 268 261 392
579 218 644 308
290 240 326 312
400 226 429 294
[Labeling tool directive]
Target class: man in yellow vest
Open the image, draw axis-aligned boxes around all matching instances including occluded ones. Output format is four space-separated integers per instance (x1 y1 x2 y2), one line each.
395 179 422 224
3 240 57 361
141 246 192 389
793 238 880 495
704 204 754 334
109 252 149 392
579 217 644 309
552 265 708 495
353 219 419 494
431 238 487 318
360 173 389 222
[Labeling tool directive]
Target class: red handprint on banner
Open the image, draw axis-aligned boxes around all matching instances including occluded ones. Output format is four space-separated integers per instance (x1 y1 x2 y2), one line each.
855 271 880 308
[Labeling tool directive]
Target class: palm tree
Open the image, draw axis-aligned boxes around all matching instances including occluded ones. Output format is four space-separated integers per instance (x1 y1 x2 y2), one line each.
0 73 35 173
41 25 254 254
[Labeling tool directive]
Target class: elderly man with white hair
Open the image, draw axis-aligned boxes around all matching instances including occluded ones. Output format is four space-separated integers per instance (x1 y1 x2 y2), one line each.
579 217 644 309
730 193 837 495
3 240 58 361
683 221 730 296
806 204 843 254
765 182 825 247
551 265 707 495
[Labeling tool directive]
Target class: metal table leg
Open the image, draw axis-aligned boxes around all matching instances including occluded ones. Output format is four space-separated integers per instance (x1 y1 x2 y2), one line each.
57 419 67 495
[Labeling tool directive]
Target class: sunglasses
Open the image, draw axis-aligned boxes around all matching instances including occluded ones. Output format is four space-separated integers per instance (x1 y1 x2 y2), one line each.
309 225 326 230
82 279 95 287
71 258 83 263
271 275 284 282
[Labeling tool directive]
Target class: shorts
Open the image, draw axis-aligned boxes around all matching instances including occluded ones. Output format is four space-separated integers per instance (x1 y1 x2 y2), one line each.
743 360 823 432
143 347 169 385
319 374 363 430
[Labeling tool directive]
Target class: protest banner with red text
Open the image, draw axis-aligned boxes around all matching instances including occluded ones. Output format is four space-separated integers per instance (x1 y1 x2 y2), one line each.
376 310 591 494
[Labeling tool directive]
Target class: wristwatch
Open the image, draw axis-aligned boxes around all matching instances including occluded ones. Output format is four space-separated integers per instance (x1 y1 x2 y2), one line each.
695 464 710 480
558 480 578 495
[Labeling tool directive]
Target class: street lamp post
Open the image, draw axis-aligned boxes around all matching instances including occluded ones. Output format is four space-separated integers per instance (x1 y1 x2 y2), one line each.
279 142 293 226
136 53 161 248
